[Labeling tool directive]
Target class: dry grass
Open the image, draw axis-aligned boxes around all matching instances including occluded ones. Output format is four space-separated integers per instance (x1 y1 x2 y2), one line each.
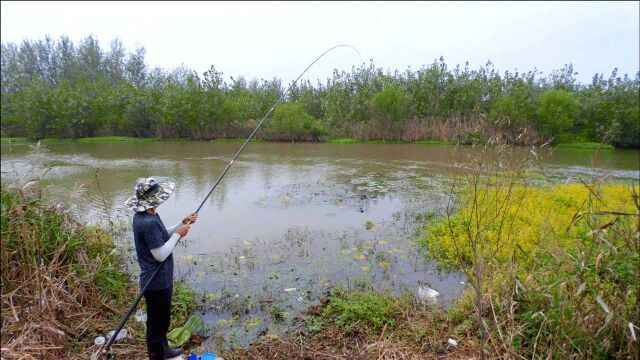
344 116 544 145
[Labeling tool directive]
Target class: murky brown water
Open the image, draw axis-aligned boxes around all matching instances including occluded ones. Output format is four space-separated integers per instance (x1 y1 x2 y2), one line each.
2 141 638 348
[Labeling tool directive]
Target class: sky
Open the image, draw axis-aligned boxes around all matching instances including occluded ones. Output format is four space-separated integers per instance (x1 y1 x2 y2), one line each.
1 1 638 85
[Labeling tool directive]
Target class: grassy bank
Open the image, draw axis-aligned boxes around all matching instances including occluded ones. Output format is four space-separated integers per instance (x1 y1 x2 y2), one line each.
0 187 199 359
555 142 615 150
224 289 477 359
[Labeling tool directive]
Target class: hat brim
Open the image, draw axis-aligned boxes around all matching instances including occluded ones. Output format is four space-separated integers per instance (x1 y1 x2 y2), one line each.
125 181 175 212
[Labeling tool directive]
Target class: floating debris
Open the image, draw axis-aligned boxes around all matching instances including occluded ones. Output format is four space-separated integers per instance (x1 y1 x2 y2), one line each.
448 338 458 346
365 220 373 230
94 336 105 346
284 288 297 292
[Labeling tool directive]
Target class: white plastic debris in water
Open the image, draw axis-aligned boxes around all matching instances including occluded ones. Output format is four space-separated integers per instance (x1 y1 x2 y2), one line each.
135 309 147 322
106 329 127 341
418 286 440 303
297 296 304 302
94 336 105 346
284 288 297 292
448 338 458 346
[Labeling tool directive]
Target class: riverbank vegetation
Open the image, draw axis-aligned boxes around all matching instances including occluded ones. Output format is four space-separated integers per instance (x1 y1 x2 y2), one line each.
224 289 477 359
418 142 639 358
0 181 198 358
2 35 638 147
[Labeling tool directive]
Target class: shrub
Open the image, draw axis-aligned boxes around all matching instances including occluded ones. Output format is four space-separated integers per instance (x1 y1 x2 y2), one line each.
371 84 409 123
323 290 398 332
266 102 324 140
537 89 580 138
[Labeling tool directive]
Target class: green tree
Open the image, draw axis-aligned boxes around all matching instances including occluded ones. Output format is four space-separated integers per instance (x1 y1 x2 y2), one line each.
537 89 580 137
371 84 408 123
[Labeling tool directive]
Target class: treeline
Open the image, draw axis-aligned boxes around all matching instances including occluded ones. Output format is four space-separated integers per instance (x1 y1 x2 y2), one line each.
1 35 638 147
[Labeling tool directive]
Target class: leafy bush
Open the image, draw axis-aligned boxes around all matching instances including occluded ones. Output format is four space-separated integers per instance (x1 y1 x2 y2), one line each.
323 290 397 332
266 102 325 141
371 84 409 123
537 89 580 137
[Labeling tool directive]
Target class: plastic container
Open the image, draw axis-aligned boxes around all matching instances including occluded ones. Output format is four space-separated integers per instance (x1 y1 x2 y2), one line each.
202 353 216 360
106 328 128 341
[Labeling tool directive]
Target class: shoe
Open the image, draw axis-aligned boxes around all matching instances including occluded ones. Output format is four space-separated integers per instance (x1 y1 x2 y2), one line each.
147 347 163 360
163 346 182 359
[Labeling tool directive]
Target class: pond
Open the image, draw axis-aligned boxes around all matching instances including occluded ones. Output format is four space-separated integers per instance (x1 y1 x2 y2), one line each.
2 141 638 348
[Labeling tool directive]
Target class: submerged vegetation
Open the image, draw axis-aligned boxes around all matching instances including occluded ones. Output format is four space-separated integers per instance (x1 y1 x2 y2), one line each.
1 35 638 147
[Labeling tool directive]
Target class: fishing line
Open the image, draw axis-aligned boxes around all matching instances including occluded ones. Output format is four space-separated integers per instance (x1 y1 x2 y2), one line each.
102 44 363 358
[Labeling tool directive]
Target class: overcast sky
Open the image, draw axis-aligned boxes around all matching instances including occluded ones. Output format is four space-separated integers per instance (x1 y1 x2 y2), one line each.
1 1 638 85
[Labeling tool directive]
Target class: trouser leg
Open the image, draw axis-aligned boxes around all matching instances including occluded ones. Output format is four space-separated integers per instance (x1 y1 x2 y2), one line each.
144 286 173 358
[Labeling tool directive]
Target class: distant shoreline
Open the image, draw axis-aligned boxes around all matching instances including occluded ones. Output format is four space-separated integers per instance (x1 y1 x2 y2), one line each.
0 136 619 150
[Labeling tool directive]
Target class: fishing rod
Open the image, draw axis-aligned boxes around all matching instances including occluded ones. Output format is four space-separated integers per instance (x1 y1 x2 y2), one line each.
101 44 363 358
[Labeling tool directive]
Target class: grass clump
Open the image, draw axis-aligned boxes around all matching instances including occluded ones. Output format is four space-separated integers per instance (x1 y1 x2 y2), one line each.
322 290 398 332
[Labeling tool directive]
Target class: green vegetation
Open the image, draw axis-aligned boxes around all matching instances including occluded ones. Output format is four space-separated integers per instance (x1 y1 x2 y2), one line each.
1 36 638 147
323 290 398 332
418 144 639 358
212 138 263 143
327 138 452 145
226 289 475 359
0 137 28 143
77 136 159 142
555 142 615 150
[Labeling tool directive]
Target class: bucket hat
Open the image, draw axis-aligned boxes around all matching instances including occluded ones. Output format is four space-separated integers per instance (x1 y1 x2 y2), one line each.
125 177 175 212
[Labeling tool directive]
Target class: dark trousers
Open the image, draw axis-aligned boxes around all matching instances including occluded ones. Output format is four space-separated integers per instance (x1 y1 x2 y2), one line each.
143 285 173 355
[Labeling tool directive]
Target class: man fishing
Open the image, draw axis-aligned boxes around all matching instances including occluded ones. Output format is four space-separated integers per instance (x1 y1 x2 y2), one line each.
125 177 198 360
